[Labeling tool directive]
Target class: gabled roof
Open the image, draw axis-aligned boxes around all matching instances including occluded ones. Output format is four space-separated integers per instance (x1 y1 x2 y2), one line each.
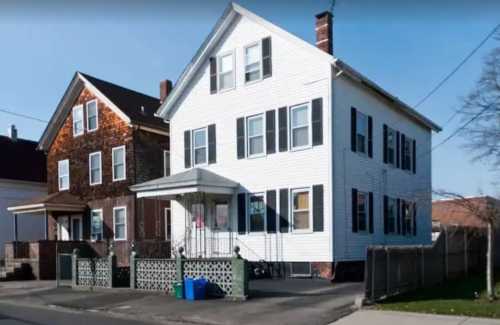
156 2 441 132
0 135 46 183
38 72 168 151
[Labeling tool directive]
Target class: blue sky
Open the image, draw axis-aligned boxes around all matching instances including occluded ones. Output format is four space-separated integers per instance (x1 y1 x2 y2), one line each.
0 0 498 197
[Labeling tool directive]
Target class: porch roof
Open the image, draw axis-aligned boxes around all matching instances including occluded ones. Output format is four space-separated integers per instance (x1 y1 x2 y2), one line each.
7 192 87 214
130 168 239 198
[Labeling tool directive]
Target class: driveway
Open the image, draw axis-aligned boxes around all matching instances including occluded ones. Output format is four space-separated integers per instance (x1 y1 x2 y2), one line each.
0 279 363 325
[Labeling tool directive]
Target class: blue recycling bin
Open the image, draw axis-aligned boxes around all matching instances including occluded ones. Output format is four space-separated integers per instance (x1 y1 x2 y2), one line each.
184 277 208 301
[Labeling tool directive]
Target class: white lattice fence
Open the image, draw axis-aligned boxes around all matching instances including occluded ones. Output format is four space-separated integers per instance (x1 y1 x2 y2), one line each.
183 259 233 296
76 258 111 288
135 258 177 292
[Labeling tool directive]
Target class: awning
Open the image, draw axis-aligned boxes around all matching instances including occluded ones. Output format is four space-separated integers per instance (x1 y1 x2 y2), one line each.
130 168 239 198
7 192 87 214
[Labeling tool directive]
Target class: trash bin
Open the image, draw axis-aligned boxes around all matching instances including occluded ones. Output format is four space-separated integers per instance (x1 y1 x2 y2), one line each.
184 278 208 301
173 281 184 299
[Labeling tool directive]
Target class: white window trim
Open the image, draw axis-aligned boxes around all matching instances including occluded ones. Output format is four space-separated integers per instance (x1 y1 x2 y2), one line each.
163 150 170 177
356 111 369 156
86 99 99 132
290 102 312 151
246 113 266 158
112 145 127 182
244 41 263 85
217 50 235 93
113 206 127 241
192 127 208 166
291 187 313 234
88 151 102 186
247 192 266 234
58 159 70 191
72 105 84 137
357 190 369 234
90 209 103 242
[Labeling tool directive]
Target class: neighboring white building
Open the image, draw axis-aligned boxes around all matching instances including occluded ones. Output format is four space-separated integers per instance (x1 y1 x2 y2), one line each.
0 126 47 259
132 3 441 278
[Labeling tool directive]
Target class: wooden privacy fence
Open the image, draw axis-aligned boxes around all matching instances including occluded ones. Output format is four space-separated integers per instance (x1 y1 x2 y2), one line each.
365 225 486 301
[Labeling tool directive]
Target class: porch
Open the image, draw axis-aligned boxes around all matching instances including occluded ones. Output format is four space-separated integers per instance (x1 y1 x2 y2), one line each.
131 168 240 259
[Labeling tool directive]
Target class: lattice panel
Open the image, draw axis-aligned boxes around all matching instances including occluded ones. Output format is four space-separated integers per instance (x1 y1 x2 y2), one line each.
183 259 233 296
76 258 110 288
135 258 177 292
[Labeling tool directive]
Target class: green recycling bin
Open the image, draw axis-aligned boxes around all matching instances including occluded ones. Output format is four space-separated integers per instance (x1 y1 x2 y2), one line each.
173 281 184 299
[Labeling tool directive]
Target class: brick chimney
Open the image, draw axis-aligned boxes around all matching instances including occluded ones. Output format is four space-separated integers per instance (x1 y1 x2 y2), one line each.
315 11 333 54
7 124 17 141
160 79 173 104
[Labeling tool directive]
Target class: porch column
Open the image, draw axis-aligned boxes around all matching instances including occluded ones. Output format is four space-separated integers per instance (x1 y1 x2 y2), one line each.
44 210 49 240
13 213 18 242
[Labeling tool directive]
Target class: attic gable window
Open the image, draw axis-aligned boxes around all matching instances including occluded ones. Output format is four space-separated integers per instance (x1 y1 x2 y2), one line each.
72 105 84 137
245 42 261 83
86 100 98 132
218 52 235 91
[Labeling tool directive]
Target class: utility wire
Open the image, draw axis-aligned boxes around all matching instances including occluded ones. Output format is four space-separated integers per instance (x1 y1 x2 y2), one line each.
0 108 48 124
413 23 500 110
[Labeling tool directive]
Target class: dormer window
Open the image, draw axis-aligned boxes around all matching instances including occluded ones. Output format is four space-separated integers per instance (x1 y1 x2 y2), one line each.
86 100 98 132
72 105 84 137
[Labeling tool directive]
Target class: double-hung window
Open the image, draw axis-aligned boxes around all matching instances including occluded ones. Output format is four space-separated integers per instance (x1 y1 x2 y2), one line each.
112 146 126 181
72 105 84 137
356 191 368 232
214 203 229 231
247 114 264 157
86 100 98 132
356 112 368 154
387 197 397 234
386 127 396 165
58 159 70 191
89 151 102 185
292 188 311 232
248 193 265 232
113 207 127 240
403 201 415 235
403 137 413 171
244 42 261 83
218 52 234 91
193 128 207 165
291 104 310 149
90 209 103 241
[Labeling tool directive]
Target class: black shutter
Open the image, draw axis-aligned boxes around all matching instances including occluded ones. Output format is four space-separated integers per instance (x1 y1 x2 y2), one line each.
396 131 400 168
236 117 245 159
369 192 374 234
262 37 272 78
210 57 217 94
208 124 216 164
401 133 406 170
383 124 388 164
401 200 407 235
266 190 277 233
312 185 324 232
279 188 289 233
383 195 389 234
413 203 417 236
184 130 191 168
312 98 323 146
278 107 288 152
351 107 357 152
396 198 401 234
266 110 276 154
368 116 373 158
237 193 246 234
352 188 358 233
412 139 416 174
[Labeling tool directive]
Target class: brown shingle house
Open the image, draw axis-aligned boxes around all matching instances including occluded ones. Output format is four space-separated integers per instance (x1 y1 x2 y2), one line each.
8 72 172 278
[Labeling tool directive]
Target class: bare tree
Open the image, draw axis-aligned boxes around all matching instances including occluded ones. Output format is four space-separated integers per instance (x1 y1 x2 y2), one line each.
434 190 500 301
459 31 500 170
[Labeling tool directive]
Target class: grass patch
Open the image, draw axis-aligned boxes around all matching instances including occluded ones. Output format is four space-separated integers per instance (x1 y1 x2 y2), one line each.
378 274 500 318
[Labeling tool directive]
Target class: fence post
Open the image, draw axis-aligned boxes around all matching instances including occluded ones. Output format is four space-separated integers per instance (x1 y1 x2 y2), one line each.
130 243 137 289
371 247 376 301
176 247 185 283
108 244 116 288
71 248 79 288
231 246 248 300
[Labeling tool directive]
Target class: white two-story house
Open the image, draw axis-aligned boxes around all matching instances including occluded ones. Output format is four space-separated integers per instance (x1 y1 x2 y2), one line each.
131 3 441 278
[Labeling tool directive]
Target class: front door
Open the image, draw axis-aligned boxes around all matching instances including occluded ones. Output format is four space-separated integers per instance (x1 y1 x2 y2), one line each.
57 216 70 241
71 216 82 241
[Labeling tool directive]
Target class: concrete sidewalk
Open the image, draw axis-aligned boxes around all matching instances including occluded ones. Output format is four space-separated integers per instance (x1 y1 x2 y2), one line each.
333 310 500 325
